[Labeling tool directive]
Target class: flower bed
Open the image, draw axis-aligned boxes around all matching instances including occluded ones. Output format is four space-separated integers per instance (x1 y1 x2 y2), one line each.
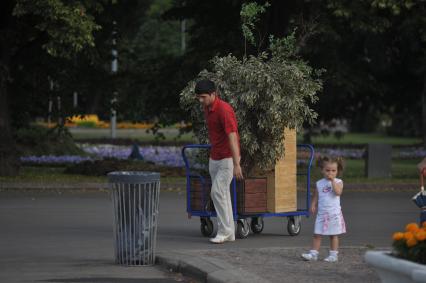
79 144 185 167
392 222 426 264
20 155 93 164
20 145 426 167
365 222 426 283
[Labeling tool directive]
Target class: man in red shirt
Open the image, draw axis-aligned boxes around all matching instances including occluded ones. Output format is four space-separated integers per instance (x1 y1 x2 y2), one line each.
195 79 243 244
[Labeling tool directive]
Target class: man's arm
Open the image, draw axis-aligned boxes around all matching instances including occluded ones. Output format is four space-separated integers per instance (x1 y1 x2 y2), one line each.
228 132 243 180
417 157 426 173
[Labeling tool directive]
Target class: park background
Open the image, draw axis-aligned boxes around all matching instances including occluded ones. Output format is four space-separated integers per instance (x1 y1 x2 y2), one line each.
0 0 425 185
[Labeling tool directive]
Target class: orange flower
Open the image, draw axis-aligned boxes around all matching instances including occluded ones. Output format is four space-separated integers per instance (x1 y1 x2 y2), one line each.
405 223 419 233
415 230 426 241
406 223 420 233
422 222 426 229
404 231 415 240
406 237 418 247
393 232 404 241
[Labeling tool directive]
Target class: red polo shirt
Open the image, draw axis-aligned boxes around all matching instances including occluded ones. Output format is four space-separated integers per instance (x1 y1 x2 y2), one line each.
204 97 240 160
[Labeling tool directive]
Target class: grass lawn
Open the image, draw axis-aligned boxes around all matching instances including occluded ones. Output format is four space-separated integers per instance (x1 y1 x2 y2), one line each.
301 133 422 145
298 159 420 185
0 167 106 183
70 128 195 143
0 166 186 186
1 158 420 186
70 128 421 146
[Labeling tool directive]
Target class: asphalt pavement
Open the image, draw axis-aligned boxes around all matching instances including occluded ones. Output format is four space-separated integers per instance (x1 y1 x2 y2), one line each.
0 189 421 283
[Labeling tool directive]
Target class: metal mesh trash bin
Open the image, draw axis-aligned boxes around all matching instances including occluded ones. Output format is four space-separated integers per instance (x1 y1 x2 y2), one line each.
108 171 160 266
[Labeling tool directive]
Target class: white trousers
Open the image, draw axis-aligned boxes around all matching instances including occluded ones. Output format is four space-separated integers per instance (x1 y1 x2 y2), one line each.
209 158 235 237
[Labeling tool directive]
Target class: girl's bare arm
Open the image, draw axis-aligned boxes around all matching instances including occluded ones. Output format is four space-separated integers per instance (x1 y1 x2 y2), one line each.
311 189 318 214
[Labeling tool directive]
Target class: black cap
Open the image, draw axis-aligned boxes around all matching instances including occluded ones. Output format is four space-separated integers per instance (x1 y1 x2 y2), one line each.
195 79 216 95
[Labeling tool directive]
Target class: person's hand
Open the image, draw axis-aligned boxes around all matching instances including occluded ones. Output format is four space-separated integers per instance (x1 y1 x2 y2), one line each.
417 157 426 176
310 203 316 214
421 168 426 177
234 164 244 180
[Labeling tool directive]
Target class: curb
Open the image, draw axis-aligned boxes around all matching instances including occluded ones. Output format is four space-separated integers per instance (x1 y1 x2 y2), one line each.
0 182 184 192
0 182 419 192
156 251 268 283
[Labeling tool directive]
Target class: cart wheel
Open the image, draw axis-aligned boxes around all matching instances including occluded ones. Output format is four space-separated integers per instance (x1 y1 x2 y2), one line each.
236 219 250 239
250 217 264 234
200 217 214 237
287 216 301 236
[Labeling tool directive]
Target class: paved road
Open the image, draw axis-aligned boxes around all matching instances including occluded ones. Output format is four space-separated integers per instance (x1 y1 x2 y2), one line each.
0 190 419 282
159 189 419 250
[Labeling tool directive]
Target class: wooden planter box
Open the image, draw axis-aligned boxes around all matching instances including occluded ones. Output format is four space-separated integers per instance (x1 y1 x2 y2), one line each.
189 177 212 211
236 178 267 214
267 128 297 213
188 177 267 214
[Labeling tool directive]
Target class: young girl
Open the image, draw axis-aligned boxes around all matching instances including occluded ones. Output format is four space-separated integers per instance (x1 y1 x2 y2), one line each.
301 156 346 262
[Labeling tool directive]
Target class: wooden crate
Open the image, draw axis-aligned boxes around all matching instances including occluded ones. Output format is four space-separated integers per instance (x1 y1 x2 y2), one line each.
188 177 267 214
237 178 267 214
267 128 297 213
189 177 212 211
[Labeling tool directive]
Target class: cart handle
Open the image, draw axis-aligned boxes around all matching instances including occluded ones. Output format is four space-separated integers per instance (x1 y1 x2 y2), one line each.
297 144 315 214
181 144 238 218
181 144 211 175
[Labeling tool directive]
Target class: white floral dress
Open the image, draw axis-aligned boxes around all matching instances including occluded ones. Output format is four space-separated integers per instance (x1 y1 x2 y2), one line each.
314 178 346 235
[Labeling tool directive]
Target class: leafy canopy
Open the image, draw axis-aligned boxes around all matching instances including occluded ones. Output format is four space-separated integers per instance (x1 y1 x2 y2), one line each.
12 0 101 58
180 33 322 175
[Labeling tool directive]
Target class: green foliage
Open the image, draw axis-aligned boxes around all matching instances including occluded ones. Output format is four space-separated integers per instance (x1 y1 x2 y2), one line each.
393 238 426 264
180 34 322 175
13 0 101 58
14 125 84 156
240 1 270 46
307 0 426 134
146 0 174 18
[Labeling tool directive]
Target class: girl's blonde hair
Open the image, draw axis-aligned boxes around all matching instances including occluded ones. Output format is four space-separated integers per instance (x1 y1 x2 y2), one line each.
316 155 344 174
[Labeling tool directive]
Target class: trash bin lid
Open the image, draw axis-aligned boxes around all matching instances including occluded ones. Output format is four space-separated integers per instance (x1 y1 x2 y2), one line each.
107 171 160 184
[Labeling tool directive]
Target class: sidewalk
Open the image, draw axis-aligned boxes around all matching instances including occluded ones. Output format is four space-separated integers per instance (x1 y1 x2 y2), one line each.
158 247 382 283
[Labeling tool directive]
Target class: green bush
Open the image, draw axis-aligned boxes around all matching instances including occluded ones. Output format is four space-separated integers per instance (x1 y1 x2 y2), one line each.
15 125 84 156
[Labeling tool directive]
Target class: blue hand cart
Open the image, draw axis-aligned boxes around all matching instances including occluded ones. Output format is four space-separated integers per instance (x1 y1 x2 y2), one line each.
181 144 315 239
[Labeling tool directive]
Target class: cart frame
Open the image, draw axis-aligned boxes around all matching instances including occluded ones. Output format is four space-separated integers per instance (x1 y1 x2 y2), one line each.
181 144 315 237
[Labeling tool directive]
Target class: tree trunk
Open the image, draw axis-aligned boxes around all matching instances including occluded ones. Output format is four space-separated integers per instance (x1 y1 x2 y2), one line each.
0 61 20 176
422 74 426 148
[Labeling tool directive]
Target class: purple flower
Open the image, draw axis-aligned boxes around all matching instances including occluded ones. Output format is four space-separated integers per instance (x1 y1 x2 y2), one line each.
20 155 93 164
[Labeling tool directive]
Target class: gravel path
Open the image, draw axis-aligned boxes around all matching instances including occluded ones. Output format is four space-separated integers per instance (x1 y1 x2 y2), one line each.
183 247 382 283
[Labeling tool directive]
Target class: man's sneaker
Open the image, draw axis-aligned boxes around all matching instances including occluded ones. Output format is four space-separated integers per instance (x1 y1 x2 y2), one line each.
301 251 318 261
209 234 235 244
324 255 338 262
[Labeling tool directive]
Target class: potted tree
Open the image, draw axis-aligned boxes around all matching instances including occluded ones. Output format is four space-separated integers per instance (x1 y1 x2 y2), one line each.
180 2 322 227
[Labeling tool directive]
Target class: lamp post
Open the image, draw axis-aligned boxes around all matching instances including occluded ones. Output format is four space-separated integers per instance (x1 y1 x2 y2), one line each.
110 20 118 139
181 19 186 54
